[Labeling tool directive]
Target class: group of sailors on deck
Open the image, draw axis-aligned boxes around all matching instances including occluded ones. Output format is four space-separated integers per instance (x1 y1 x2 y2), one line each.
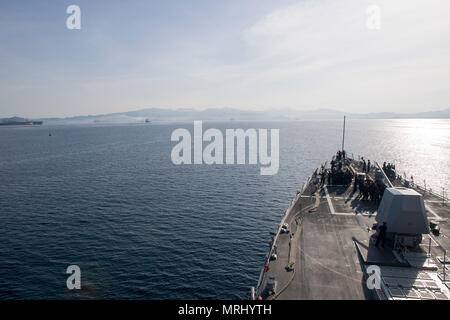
354 175 385 202
324 165 353 186
361 157 371 173
317 151 387 203
335 150 346 161
382 161 397 180
320 151 352 186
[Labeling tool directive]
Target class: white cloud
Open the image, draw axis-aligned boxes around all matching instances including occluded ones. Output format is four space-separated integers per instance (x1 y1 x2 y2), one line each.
189 0 450 112
2 0 449 116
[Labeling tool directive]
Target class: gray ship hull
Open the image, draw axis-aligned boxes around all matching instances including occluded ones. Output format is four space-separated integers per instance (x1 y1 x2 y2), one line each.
254 154 450 300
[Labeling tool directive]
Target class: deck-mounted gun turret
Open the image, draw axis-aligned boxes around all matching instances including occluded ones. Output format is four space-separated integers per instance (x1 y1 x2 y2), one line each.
375 187 430 248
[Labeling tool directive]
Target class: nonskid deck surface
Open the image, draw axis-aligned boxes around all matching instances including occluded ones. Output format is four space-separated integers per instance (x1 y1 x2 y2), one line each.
255 157 450 300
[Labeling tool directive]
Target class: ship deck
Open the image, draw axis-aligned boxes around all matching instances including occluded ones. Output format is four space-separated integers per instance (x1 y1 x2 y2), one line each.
255 157 450 300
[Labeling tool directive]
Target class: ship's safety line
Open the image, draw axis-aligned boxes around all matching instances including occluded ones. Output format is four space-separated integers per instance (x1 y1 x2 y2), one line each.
324 186 376 216
300 195 346 200
425 205 442 220
427 234 440 247
333 212 375 217
324 186 336 215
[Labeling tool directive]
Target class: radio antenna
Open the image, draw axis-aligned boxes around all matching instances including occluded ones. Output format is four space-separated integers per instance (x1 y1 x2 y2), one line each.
341 116 346 153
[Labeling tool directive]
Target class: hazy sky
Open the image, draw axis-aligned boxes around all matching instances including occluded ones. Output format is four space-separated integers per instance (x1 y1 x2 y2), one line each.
1 0 449 118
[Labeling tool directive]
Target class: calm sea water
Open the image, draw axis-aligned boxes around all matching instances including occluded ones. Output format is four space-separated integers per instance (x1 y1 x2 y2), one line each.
0 119 449 299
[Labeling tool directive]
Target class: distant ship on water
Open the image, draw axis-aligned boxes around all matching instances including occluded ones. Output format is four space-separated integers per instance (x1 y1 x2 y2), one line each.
0 117 43 126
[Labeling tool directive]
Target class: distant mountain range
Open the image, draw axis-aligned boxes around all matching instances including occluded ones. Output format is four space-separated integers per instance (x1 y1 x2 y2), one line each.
3 107 450 124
